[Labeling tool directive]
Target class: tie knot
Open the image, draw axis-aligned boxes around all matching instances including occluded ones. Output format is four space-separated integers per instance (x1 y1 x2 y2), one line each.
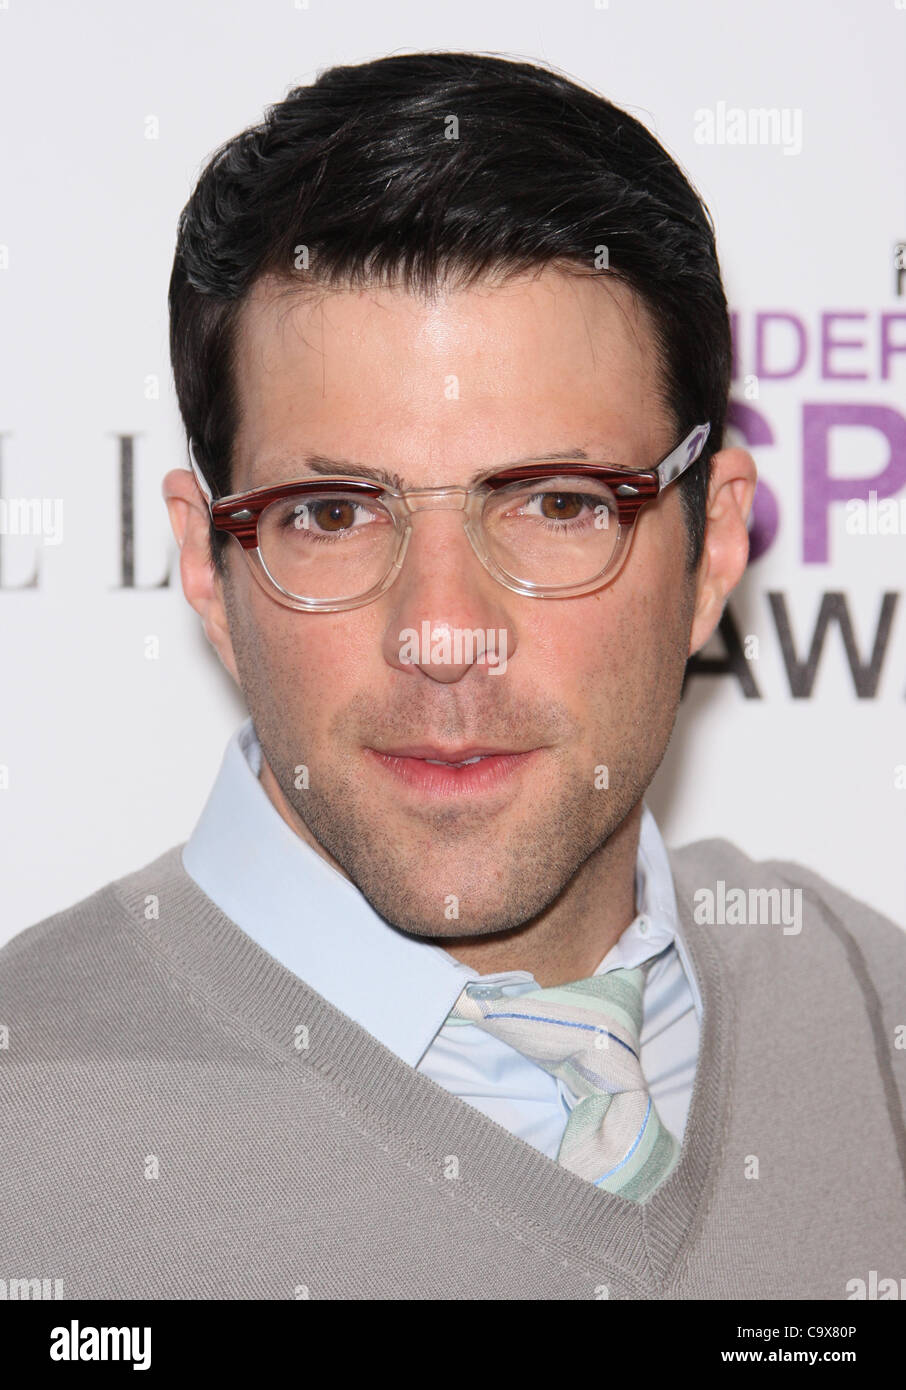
530 964 646 1036
447 963 647 1089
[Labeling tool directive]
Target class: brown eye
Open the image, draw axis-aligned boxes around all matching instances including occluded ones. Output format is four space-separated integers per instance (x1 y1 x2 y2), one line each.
312 500 357 532
539 492 583 521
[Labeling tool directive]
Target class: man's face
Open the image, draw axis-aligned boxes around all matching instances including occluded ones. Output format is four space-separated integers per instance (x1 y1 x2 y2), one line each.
220 267 697 938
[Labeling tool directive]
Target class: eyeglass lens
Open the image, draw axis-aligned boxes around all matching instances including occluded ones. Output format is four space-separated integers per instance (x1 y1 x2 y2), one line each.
255 476 622 601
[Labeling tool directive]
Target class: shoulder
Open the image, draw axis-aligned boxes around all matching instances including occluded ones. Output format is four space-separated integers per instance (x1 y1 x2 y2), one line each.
667 834 906 1015
0 845 186 999
669 836 892 928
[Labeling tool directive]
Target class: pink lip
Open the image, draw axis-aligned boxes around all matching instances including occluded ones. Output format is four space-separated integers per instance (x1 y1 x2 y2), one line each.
365 747 538 797
376 743 528 761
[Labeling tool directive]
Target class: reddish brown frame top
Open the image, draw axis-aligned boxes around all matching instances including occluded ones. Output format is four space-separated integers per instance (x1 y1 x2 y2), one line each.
206 465 666 550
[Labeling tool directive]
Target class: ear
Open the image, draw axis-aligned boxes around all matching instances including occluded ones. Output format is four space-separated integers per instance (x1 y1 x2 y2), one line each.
687 447 758 656
162 468 241 684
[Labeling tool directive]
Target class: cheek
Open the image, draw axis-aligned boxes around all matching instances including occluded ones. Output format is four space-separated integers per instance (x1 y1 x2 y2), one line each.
229 577 381 728
520 527 689 725
259 619 352 705
615 496 694 643
514 594 638 735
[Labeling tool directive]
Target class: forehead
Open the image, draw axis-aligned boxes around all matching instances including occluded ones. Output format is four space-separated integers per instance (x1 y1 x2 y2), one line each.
230 267 669 489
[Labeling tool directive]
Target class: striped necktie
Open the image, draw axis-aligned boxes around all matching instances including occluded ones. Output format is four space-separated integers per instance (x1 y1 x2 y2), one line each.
446 963 680 1203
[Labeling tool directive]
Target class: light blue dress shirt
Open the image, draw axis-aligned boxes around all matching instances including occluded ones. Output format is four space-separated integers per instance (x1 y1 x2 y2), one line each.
182 719 702 1158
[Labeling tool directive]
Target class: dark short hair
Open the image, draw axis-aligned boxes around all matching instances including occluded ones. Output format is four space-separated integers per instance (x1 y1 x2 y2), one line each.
169 51 731 573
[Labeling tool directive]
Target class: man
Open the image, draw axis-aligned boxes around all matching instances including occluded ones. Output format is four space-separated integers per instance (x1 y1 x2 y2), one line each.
2 52 904 1301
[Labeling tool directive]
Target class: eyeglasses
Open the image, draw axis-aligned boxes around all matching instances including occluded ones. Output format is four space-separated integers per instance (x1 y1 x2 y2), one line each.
188 423 711 613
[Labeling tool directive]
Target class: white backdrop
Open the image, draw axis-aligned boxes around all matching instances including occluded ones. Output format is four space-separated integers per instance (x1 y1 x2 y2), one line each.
1 0 904 946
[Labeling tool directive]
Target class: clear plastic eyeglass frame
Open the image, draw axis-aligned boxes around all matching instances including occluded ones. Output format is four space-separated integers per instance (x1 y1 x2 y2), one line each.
188 422 711 613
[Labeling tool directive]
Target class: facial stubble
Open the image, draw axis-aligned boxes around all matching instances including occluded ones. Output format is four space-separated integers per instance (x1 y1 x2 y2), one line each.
223 581 690 945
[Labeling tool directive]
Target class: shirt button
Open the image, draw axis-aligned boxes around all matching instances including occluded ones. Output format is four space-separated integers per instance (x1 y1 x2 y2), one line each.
468 985 502 999
638 915 650 936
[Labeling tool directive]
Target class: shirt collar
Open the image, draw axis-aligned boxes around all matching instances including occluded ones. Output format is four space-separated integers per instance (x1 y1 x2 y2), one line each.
183 718 700 1066
609 799 704 1019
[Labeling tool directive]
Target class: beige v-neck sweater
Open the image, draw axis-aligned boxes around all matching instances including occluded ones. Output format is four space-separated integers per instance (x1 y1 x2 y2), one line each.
1 838 904 1299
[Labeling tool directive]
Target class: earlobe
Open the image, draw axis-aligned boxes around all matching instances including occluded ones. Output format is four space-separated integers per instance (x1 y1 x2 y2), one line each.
202 592 242 684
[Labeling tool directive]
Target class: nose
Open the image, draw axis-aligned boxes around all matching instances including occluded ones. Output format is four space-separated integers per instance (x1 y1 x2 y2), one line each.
381 508 517 683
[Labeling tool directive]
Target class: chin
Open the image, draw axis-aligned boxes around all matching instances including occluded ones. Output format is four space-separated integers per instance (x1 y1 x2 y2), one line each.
359 871 545 940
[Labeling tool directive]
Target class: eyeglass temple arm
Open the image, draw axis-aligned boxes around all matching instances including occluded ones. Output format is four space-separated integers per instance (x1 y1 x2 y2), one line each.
188 439 214 506
656 423 711 489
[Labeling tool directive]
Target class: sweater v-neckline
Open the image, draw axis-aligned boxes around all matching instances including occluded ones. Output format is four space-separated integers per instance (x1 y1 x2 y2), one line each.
114 843 731 1296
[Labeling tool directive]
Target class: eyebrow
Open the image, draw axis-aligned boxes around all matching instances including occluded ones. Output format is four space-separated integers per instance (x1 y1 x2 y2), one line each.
252 447 611 492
